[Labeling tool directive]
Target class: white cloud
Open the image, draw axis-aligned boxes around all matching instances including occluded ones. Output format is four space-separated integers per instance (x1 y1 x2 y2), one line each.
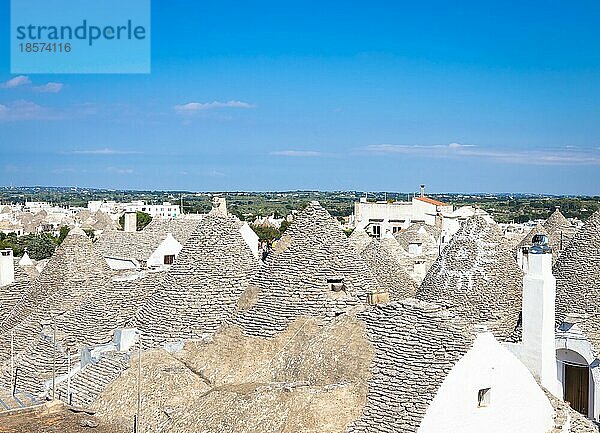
203 169 225 177
448 142 475 149
0 75 31 89
0 100 63 121
270 150 323 157
174 100 256 113
365 143 475 154
363 142 600 166
33 82 64 93
52 167 87 174
107 167 134 175
68 148 141 155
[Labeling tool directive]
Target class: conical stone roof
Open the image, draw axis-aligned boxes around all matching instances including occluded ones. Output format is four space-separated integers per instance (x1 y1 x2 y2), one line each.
142 217 201 244
543 208 577 257
393 223 441 285
0 229 113 380
555 211 600 338
135 213 259 345
544 208 571 232
348 227 372 253
347 299 474 433
232 202 378 337
0 228 111 334
416 216 523 340
360 238 417 300
394 223 440 251
517 224 548 250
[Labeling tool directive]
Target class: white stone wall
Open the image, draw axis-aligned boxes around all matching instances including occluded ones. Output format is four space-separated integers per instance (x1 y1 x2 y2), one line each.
123 212 137 233
239 222 259 258
104 257 139 270
0 248 15 286
410 198 438 226
147 234 183 268
522 252 559 396
353 199 444 235
418 332 555 433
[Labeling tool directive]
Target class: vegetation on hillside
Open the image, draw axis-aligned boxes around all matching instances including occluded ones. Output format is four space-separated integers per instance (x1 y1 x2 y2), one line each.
1 187 599 226
0 232 56 260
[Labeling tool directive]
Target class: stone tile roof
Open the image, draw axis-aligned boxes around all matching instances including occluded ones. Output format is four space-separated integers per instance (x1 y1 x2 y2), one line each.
394 223 441 251
94 231 166 262
74 210 119 232
348 228 372 254
12 258 36 282
232 202 378 337
0 228 111 335
555 210 600 350
416 216 523 340
393 223 441 284
517 224 548 250
360 239 417 301
0 266 38 337
135 213 258 345
56 351 130 407
347 299 474 433
0 278 30 328
0 228 115 394
544 208 578 259
56 270 164 347
141 218 200 244
1 269 163 396
95 218 201 263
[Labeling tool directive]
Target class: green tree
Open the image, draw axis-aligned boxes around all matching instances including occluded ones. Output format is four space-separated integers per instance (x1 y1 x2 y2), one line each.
58 226 70 245
18 234 56 260
251 224 281 242
0 233 22 256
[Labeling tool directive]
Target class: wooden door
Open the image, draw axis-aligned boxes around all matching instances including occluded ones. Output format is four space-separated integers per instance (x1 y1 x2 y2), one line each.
565 364 589 416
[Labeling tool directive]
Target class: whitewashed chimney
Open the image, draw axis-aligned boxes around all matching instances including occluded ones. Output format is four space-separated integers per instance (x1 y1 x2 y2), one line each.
210 197 228 216
522 235 559 397
0 248 15 287
124 211 137 232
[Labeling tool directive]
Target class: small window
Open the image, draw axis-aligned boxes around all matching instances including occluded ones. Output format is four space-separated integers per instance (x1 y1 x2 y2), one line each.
327 277 345 292
164 255 175 265
478 388 491 407
408 242 423 255
372 225 381 237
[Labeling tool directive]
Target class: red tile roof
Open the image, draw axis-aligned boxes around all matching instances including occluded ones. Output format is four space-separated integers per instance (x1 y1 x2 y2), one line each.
415 196 449 207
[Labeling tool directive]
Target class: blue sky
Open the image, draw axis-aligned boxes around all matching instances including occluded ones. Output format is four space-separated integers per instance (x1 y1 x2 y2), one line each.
1 0 600 194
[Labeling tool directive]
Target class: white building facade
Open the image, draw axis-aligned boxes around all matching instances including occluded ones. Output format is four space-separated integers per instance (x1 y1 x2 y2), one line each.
351 195 452 238
88 200 181 219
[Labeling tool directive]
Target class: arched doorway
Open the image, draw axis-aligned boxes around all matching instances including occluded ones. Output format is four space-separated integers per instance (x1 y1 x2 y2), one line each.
557 349 592 417
565 363 589 415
